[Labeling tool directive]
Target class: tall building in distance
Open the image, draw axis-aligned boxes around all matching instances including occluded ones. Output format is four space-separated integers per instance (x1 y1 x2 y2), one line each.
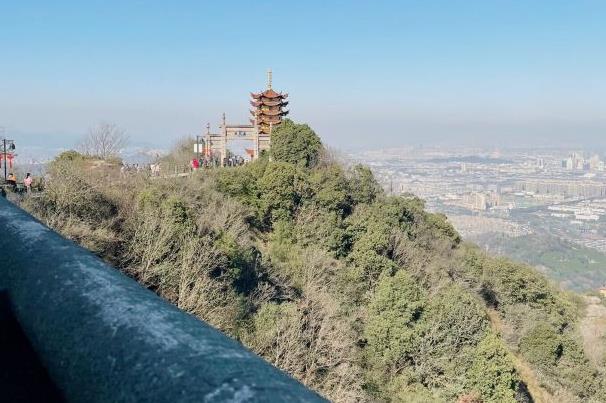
561 152 603 171
250 70 289 134
201 71 289 165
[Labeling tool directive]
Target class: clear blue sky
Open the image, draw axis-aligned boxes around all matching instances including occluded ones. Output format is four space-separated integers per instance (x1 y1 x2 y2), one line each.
1 1 605 150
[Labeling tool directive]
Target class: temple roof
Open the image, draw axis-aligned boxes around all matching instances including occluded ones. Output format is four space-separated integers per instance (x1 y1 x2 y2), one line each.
250 89 288 99
256 116 285 124
250 99 289 107
250 109 288 117
249 119 282 133
253 113 283 121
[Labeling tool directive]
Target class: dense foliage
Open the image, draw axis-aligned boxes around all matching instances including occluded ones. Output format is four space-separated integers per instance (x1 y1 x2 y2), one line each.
271 119 322 167
22 123 605 402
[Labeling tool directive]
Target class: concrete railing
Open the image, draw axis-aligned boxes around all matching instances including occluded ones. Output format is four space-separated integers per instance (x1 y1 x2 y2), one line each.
0 198 326 403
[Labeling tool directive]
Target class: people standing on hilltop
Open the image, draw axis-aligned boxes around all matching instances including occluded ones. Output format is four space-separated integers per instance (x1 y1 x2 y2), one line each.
24 173 33 192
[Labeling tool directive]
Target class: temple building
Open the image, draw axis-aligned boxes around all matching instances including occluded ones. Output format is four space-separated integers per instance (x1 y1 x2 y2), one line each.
201 70 288 166
250 69 289 134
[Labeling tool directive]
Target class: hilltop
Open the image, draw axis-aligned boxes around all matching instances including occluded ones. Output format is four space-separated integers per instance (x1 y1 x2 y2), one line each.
20 120 606 402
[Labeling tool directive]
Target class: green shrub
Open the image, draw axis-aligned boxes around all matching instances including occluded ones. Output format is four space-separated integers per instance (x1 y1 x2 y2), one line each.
214 162 264 223
53 150 86 162
294 205 348 257
271 119 322 167
365 270 425 370
43 162 117 223
467 332 519 403
347 164 382 205
423 212 461 245
348 247 396 281
161 196 190 226
556 334 599 398
519 322 562 368
411 286 488 394
309 165 351 214
258 161 308 223
424 286 488 352
344 197 430 280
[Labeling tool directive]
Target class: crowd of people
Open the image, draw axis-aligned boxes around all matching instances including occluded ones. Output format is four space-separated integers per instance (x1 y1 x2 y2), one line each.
116 154 248 180
119 163 145 176
191 155 246 170
223 155 246 167
119 163 163 177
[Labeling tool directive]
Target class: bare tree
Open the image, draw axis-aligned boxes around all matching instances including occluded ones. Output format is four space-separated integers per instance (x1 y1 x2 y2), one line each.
80 122 128 160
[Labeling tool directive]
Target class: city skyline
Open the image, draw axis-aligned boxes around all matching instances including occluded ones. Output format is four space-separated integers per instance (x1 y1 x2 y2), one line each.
349 144 606 291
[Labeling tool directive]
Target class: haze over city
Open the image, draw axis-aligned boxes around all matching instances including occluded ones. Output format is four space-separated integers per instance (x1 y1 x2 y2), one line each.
2 1 606 152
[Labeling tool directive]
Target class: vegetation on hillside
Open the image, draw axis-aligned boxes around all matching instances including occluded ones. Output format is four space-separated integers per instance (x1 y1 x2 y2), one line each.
22 120 606 402
475 232 606 292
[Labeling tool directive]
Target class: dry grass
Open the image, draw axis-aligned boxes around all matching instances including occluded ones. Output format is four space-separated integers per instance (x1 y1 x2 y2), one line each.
580 296 606 367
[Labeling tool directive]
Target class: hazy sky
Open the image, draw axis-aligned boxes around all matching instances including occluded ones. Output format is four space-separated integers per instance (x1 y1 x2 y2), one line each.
1 1 605 150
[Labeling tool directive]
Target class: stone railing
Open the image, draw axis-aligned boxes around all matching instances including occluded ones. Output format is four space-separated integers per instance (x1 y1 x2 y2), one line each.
0 198 325 402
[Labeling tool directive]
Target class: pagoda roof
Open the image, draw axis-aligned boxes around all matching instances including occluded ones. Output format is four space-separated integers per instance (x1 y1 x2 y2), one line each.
256 116 285 125
250 109 288 117
250 89 288 99
250 119 281 133
250 99 289 107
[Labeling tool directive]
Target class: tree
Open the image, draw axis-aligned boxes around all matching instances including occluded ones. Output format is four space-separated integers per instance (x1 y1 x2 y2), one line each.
348 164 382 205
258 161 301 223
79 122 127 160
467 332 518 403
364 270 425 370
53 150 86 162
309 165 351 214
412 286 489 391
519 322 562 369
271 119 322 167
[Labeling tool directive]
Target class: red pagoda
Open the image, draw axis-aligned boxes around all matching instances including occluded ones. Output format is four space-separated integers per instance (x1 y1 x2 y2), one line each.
250 70 289 134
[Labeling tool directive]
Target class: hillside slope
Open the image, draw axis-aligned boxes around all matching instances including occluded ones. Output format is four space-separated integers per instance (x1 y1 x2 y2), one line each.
22 121 606 402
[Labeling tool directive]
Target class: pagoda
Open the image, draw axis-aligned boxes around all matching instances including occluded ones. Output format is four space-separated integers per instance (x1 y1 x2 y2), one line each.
250 70 289 134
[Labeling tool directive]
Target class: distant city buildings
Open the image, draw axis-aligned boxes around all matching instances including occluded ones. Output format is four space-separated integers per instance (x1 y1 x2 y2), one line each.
514 180 606 198
446 191 500 211
348 146 606 261
447 215 532 238
561 152 604 172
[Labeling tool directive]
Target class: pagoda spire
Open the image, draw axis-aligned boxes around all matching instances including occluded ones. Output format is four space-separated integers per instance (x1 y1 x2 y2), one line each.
267 69 272 90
